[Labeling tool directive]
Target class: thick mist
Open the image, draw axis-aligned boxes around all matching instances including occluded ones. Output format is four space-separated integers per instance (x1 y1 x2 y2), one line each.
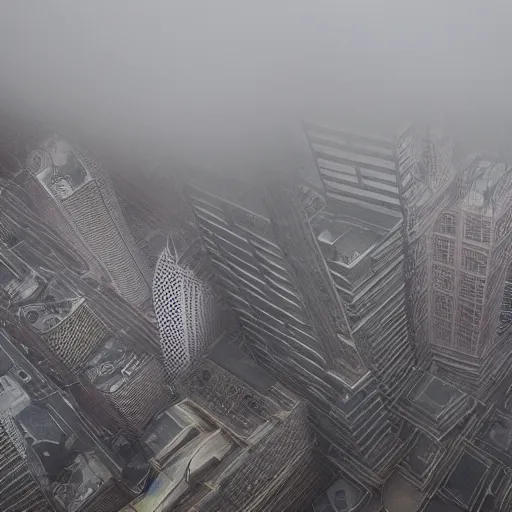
1 0 512 170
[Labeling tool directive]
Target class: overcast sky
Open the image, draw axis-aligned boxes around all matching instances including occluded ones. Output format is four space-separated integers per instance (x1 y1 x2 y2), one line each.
1 0 512 171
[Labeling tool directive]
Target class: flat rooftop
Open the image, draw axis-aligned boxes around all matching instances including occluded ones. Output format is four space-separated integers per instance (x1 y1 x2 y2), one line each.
407 373 463 417
313 213 389 266
209 335 276 395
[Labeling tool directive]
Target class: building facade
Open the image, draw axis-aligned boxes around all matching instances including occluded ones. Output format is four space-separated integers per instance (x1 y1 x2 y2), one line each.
184 167 412 488
25 136 152 308
20 296 172 437
0 329 146 512
396 126 512 399
123 333 330 512
153 230 223 380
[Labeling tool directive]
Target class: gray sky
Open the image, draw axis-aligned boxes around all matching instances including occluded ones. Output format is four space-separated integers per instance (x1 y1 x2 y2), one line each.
1 0 511 171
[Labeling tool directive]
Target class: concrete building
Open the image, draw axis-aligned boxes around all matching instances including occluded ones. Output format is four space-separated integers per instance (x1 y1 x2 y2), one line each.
20 296 172 437
25 137 152 308
0 330 147 512
184 164 410 488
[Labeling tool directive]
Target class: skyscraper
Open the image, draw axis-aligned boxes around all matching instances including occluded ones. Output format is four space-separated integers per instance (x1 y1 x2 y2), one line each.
178 119 512 510
395 126 512 398
184 167 410 487
303 121 416 402
25 136 152 308
5 106 512 510
123 332 330 512
0 329 145 512
153 230 222 380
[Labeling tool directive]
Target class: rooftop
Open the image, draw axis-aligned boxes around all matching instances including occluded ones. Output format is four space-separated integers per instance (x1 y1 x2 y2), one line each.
20 298 83 333
312 211 391 267
209 335 276 395
83 338 148 393
463 160 511 215
444 451 489 507
312 477 367 512
407 373 463 417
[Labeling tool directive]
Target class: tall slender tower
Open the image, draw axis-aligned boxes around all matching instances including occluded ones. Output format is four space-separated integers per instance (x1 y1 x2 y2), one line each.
303 121 416 402
25 137 151 308
429 163 512 397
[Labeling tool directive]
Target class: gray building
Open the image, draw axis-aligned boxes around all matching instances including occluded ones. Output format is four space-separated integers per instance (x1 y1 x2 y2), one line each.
25 137 152 308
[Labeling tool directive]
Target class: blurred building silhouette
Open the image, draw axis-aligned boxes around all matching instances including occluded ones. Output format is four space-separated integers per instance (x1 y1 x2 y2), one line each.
395 126 512 399
0 330 146 512
180 120 512 511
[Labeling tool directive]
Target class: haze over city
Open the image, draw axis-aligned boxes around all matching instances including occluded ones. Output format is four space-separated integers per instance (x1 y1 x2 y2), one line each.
1 0 512 169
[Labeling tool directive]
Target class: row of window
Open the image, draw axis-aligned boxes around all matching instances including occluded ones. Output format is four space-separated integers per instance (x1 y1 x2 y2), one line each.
434 212 491 244
433 236 487 275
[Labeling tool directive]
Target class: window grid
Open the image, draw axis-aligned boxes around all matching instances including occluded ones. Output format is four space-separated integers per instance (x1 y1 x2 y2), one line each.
461 248 487 276
153 247 220 381
435 212 457 236
433 265 454 292
433 236 455 265
463 213 491 244
433 318 452 346
459 272 486 304
434 292 453 320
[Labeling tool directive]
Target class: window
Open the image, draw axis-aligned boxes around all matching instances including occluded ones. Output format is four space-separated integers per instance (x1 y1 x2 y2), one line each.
462 248 487 275
433 265 454 292
433 236 455 265
457 300 481 331
455 323 478 353
433 318 452 346
460 272 485 304
464 213 491 244
456 300 481 353
434 292 453 320
435 212 456 236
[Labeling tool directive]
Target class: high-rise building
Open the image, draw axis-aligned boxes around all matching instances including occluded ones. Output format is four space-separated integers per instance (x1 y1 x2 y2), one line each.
19 296 172 437
0 173 161 353
25 136 152 308
303 121 416 402
123 332 330 512
0 329 147 512
153 230 223 380
6 107 512 511
395 126 512 398
184 167 411 488
177 120 512 511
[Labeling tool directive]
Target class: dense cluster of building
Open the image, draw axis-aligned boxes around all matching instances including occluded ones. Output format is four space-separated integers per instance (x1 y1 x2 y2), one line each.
1 110 512 511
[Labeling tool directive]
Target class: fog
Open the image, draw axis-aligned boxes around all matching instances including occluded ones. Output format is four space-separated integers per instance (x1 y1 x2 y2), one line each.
1 0 512 171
